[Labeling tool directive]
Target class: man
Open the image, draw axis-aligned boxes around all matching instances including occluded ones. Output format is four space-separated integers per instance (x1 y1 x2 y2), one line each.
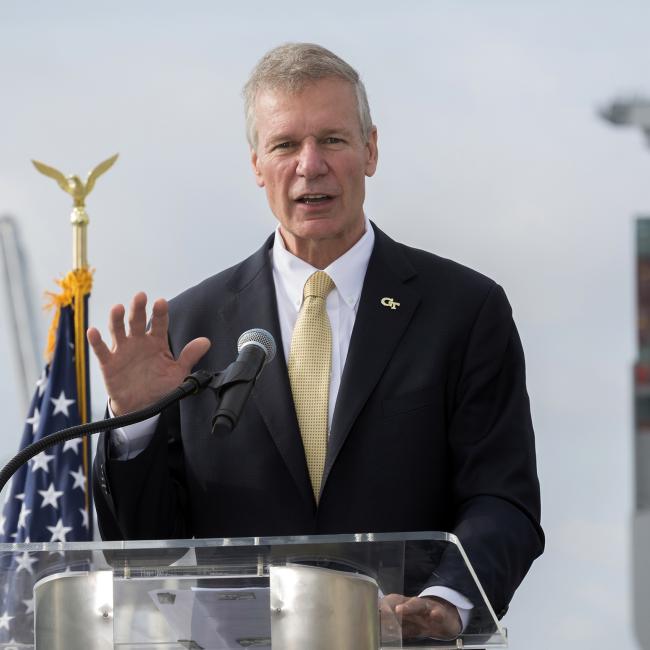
89 43 543 640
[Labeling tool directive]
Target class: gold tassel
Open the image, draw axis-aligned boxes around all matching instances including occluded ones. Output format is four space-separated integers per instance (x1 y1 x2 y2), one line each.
43 268 94 513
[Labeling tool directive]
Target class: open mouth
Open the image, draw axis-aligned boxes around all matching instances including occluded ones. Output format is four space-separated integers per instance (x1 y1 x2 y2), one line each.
296 194 333 204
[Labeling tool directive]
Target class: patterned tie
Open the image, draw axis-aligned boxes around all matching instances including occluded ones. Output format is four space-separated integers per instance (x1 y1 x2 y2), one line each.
288 271 335 502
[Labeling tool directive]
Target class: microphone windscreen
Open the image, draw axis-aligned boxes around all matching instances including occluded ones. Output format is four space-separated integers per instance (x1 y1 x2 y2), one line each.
237 328 276 364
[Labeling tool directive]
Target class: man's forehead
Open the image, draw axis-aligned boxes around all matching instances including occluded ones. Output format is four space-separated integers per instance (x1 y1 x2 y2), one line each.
255 78 354 106
254 79 359 135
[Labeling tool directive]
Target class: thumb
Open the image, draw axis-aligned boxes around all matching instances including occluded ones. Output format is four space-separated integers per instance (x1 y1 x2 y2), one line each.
178 337 211 372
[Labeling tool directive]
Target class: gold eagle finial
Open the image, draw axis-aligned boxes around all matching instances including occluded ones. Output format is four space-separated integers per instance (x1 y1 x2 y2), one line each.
31 153 119 207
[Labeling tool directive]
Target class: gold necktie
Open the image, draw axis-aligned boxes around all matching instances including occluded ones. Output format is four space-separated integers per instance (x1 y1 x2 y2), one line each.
288 271 335 502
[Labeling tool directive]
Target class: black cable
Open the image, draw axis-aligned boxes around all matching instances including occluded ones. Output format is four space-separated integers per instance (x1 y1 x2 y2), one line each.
0 369 214 494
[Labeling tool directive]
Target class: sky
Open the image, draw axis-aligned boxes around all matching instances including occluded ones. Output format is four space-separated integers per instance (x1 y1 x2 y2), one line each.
1 1 649 648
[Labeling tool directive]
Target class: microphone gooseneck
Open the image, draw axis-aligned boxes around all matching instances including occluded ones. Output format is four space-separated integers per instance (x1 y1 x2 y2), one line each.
0 328 277 494
0 370 213 495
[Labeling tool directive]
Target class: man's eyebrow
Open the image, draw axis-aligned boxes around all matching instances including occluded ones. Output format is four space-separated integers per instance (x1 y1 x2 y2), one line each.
273 125 355 139
264 132 295 148
318 126 354 137
267 131 293 142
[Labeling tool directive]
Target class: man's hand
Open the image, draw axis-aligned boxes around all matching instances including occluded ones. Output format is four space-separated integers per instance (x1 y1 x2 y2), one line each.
380 594 462 641
87 292 211 415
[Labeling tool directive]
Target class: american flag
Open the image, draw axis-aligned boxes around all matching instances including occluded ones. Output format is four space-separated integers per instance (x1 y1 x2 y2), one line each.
0 297 93 646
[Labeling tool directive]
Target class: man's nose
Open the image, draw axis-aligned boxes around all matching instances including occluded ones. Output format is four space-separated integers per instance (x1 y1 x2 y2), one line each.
296 139 328 178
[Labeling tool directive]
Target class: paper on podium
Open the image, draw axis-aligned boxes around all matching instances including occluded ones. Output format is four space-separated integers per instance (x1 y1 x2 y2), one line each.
150 586 271 649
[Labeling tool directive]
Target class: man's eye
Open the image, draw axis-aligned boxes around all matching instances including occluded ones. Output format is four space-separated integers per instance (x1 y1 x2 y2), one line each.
273 142 294 151
324 137 343 144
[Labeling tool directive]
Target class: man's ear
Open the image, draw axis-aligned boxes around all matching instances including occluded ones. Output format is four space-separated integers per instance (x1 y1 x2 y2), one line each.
365 126 379 178
250 148 265 188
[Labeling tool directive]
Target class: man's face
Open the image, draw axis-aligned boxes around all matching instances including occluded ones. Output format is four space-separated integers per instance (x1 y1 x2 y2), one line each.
250 77 378 262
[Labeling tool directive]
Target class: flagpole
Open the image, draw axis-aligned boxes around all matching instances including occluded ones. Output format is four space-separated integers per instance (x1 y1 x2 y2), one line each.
32 154 118 528
71 201 90 515
71 204 89 271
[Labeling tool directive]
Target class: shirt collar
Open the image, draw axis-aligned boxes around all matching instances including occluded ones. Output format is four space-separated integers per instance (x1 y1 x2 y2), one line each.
272 216 375 310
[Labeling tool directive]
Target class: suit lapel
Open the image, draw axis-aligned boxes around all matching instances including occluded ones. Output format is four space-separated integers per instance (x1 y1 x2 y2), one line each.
218 238 314 510
321 226 420 493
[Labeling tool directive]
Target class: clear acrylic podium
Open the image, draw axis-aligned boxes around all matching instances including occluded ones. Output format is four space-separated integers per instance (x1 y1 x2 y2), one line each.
0 531 507 649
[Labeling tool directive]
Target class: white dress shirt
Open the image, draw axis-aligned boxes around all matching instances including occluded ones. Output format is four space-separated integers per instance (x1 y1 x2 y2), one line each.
108 216 472 629
272 216 374 429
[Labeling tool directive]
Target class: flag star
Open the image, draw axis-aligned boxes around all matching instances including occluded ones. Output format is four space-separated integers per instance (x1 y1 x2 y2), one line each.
23 597 35 615
47 518 72 542
0 611 13 630
38 483 64 509
14 551 37 575
35 370 48 396
50 390 75 417
31 450 54 474
6 640 18 650
70 467 86 491
25 407 40 433
63 438 82 454
14 493 24 502
17 504 31 530
79 507 89 529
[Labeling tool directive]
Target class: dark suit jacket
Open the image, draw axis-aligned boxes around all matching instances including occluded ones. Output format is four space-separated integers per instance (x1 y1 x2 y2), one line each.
94 224 544 618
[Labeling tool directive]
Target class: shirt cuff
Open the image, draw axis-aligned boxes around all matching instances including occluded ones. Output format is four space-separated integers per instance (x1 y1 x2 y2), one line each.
107 400 160 460
419 586 473 632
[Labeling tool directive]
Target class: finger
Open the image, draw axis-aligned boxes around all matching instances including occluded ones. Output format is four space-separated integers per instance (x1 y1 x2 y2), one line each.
178 337 211 372
127 292 148 337
400 598 460 641
395 597 429 616
107 303 127 346
149 298 169 338
87 327 112 365
378 599 392 619
379 601 403 642
381 593 408 612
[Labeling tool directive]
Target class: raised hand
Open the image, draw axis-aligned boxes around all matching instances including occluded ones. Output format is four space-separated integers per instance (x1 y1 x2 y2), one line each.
380 594 462 641
87 292 211 416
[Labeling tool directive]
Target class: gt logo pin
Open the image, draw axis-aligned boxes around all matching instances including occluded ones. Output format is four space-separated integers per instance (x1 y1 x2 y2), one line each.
380 297 400 310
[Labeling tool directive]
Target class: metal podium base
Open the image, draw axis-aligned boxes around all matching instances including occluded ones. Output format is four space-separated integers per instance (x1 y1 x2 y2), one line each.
271 564 379 650
34 571 114 650
34 565 379 649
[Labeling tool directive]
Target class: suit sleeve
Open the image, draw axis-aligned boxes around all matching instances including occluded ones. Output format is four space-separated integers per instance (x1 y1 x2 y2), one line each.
445 282 544 618
93 401 190 540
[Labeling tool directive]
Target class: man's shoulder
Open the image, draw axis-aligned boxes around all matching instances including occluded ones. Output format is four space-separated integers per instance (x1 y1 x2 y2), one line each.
375 226 499 300
168 235 273 315
405 242 494 287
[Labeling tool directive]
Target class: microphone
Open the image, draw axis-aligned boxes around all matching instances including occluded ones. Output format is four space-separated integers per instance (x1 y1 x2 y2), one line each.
210 328 276 435
0 329 276 494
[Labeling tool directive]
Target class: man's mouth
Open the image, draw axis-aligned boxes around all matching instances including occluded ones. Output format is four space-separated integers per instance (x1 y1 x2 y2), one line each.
296 193 333 204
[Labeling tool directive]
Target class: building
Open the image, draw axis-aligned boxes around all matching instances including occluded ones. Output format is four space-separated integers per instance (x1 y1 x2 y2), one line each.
634 217 650 649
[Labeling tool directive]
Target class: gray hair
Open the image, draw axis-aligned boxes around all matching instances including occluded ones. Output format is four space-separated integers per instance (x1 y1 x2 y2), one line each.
243 42 373 150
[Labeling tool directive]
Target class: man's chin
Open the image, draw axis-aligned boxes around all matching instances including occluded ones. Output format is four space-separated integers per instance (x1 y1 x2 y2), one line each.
282 215 344 241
